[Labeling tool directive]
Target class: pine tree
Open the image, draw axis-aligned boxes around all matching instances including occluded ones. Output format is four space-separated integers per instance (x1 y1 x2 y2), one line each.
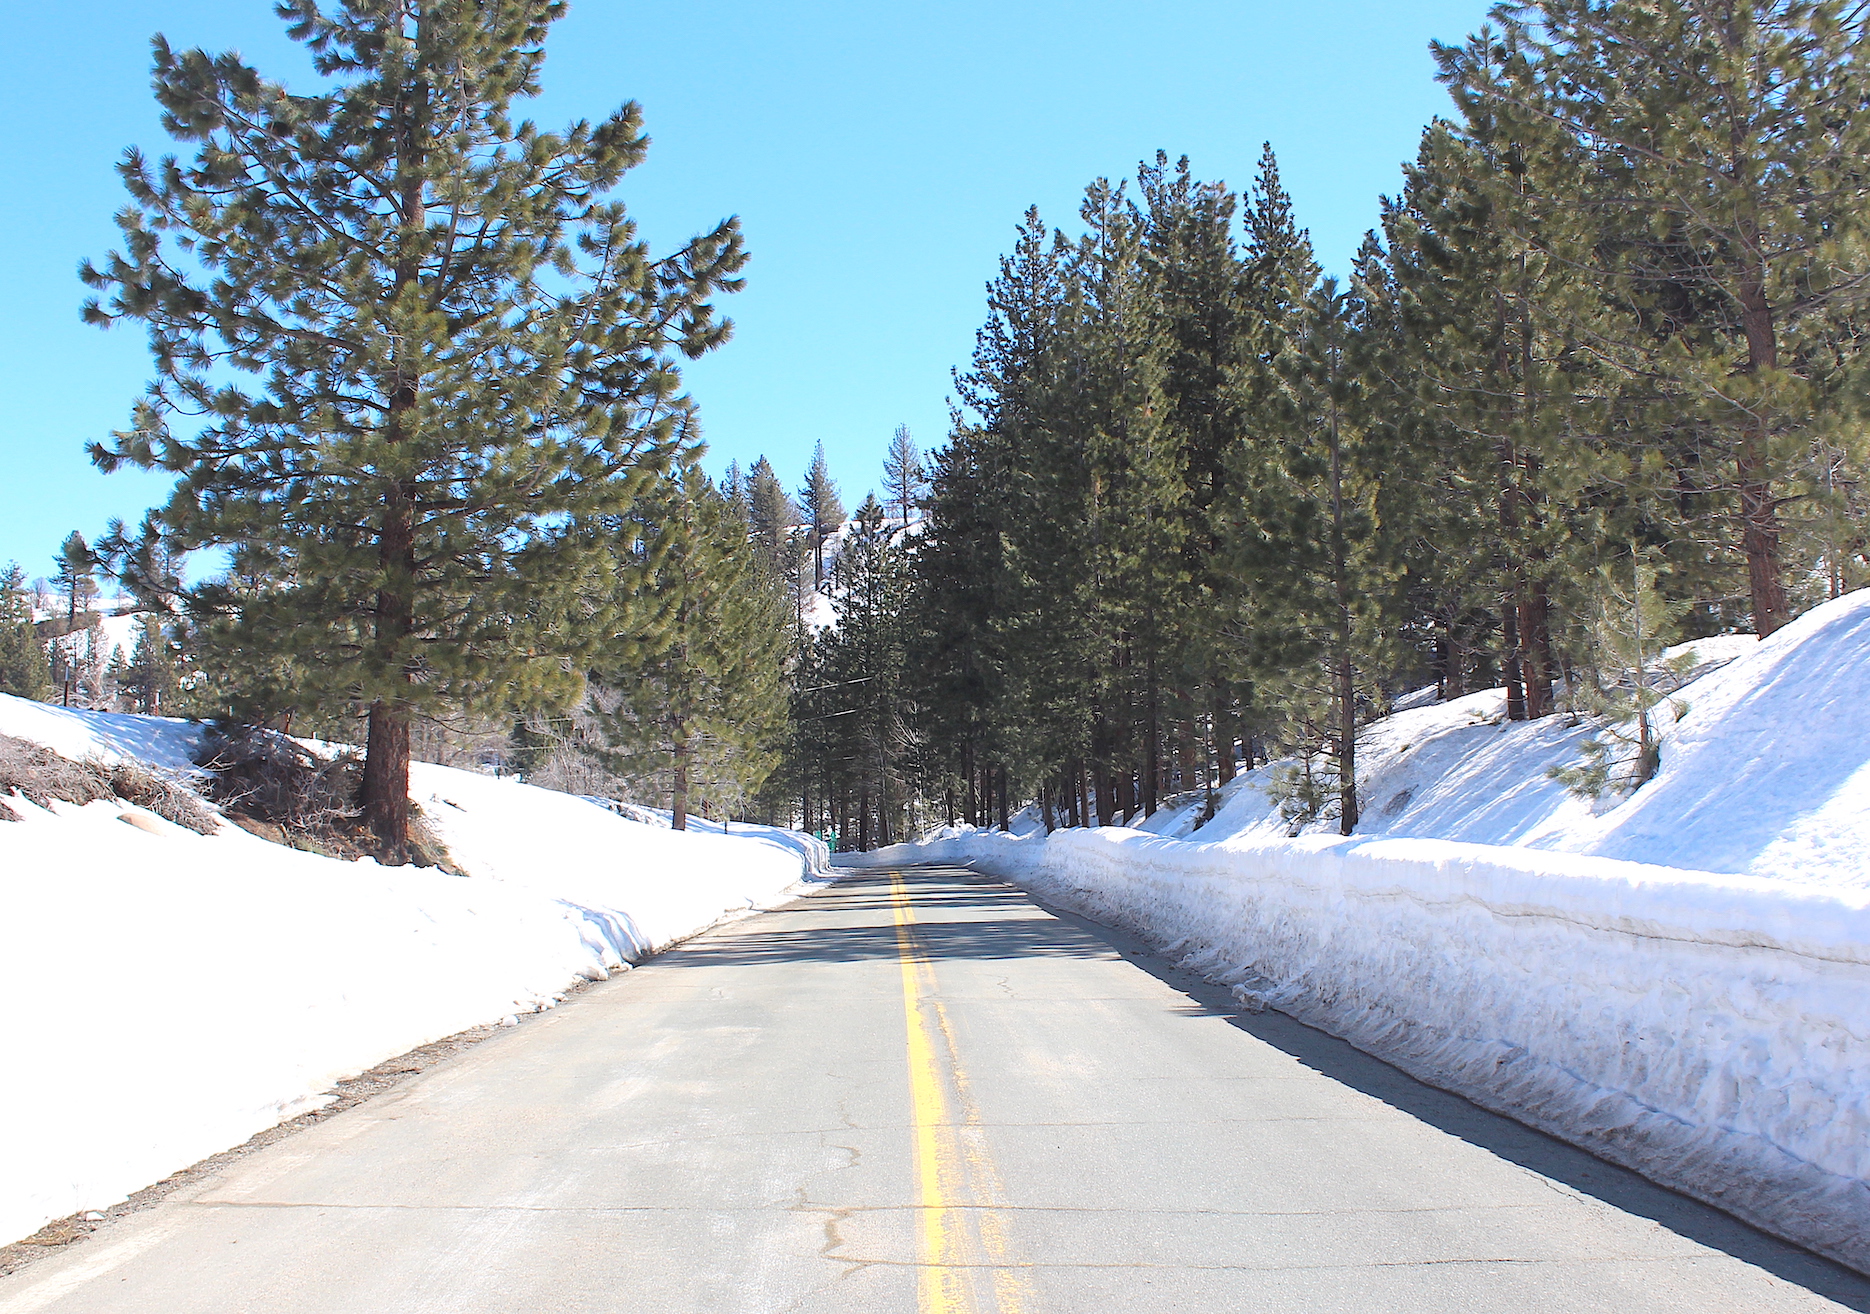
52 532 97 632
815 492 918 847
595 464 790 829
746 456 802 587
882 424 928 527
83 0 746 862
1553 550 1694 797
0 564 53 701
1439 1 1870 635
50 533 99 707
799 442 845 586
122 613 179 715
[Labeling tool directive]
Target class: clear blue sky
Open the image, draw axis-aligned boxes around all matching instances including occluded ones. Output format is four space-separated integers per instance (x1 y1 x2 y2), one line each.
0 0 1491 580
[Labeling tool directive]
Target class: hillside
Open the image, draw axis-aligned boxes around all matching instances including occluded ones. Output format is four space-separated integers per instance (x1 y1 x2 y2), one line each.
1109 589 1870 890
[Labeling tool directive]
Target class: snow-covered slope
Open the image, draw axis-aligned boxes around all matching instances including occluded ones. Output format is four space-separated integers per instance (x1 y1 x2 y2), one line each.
0 696 828 1247
1195 590 1870 887
870 589 1870 1272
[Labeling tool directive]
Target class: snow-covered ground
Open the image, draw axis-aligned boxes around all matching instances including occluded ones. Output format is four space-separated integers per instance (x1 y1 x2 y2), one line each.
869 589 1870 1272
0 696 828 1248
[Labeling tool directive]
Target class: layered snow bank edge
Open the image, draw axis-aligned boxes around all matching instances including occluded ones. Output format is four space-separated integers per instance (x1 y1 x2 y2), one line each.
870 827 1870 1273
0 695 829 1248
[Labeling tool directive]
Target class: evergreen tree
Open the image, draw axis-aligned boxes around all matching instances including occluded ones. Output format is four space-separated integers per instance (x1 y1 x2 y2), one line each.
121 613 179 715
52 532 97 631
50 533 99 706
1438 0 1870 635
595 463 790 829
746 455 802 588
799 442 845 585
814 493 917 847
0 564 53 701
83 0 746 862
882 423 928 526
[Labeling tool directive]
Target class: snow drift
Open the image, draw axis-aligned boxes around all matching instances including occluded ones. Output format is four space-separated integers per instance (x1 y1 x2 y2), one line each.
870 590 1870 1272
0 695 828 1248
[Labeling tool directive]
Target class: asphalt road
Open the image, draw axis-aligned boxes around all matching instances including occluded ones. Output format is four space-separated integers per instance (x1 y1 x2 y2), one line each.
5 864 1868 1313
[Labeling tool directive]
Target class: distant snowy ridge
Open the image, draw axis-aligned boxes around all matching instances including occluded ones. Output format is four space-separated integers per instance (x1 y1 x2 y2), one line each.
868 588 1870 1273
0 695 829 1247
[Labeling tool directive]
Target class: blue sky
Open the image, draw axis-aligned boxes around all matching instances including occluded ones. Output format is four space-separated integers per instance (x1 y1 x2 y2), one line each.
0 0 1490 580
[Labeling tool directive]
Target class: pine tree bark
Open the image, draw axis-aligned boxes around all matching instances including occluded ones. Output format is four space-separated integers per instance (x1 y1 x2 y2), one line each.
671 733 689 831
1143 653 1161 817
362 698 412 862
1501 599 1527 722
1516 591 1551 718
1328 383 1358 837
361 488 417 863
358 68 428 866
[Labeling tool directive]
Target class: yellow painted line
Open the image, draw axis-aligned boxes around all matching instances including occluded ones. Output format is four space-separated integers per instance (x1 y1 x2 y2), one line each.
890 869 1034 1314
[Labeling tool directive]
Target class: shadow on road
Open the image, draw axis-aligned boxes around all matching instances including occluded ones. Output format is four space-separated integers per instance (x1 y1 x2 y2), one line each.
710 862 1870 1309
672 868 1121 968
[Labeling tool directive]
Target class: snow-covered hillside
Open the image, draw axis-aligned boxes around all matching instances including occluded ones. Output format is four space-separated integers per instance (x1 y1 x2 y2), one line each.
1130 590 1870 889
872 589 1870 1272
0 696 828 1247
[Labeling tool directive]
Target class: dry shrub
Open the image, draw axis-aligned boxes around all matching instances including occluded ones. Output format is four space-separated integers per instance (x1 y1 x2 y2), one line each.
195 723 362 835
0 734 219 834
194 724 457 871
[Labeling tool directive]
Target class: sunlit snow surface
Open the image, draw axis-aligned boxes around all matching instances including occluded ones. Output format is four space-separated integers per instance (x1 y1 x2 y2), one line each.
1177 591 1870 889
881 589 1870 1271
0 696 827 1246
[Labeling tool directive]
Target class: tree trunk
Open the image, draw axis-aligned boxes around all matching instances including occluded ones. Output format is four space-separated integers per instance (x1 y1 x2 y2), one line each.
963 741 977 827
1327 356 1358 836
361 489 417 863
1736 230 1790 635
671 734 689 831
1176 689 1198 793
1516 591 1551 718
362 701 412 863
1501 599 1527 722
1212 687 1237 785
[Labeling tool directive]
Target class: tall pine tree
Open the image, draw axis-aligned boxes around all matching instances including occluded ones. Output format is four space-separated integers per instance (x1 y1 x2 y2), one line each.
84 0 746 861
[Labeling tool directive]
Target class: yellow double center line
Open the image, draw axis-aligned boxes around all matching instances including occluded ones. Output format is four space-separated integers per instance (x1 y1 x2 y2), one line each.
889 869 1035 1314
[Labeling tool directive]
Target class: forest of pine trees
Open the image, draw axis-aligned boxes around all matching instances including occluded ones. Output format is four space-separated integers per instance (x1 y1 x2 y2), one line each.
780 0 1870 848
16 0 1865 858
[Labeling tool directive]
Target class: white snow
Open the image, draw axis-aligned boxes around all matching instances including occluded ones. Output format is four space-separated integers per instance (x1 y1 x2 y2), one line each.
0 695 827 1247
869 590 1870 1272
1188 602 1870 889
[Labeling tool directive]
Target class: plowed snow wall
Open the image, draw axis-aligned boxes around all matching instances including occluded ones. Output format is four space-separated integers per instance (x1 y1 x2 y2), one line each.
873 828 1870 1273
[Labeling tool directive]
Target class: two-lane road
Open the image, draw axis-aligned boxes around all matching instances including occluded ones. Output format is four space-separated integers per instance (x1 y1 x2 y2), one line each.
4 865 1866 1312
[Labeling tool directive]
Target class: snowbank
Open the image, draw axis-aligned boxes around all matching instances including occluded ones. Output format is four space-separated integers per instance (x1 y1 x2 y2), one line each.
878 825 1870 1270
0 694 828 1247
870 591 1870 1271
